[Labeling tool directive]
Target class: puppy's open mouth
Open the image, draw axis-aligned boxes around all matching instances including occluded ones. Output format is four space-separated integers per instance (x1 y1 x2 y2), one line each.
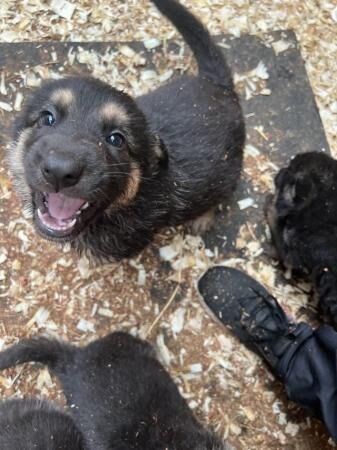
34 192 96 239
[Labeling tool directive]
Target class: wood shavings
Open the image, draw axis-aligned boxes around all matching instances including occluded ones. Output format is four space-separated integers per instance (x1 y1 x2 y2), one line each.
36 368 54 390
159 234 209 271
245 144 261 157
237 197 255 210
241 406 256 422
330 101 337 114
172 255 196 271
230 423 242 436
0 73 7 95
188 400 198 409
0 101 13 112
217 335 233 354
255 61 269 80
97 307 113 318
0 248 8 264
77 255 90 279
156 334 172 366
190 363 202 374
140 70 157 81
256 262 276 289
244 150 277 192
128 259 147 286
14 92 24 111
26 307 50 329
246 241 263 258
277 431 287 445
285 422 300 436
137 268 146 286
277 412 287 425
159 69 173 82
171 307 185 335
13 303 29 314
119 45 136 58
234 61 270 100
254 126 269 141
24 71 41 88
272 39 292 54
143 38 161 50
51 0 76 20
77 318 95 333
159 245 179 261
145 283 180 338
328 438 337 447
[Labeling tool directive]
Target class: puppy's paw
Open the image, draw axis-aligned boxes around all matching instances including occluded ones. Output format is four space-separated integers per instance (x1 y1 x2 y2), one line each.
188 209 215 235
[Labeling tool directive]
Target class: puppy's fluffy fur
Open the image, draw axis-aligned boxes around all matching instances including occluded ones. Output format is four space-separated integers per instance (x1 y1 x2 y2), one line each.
0 398 84 449
0 332 230 450
8 0 244 261
265 151 337 324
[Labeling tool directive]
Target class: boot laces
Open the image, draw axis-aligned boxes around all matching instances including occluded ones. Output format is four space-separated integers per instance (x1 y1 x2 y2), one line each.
239 288 290 342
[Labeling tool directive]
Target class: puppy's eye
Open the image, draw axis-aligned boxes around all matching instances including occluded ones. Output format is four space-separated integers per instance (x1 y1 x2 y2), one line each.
106 132 125 148
39 111 55 127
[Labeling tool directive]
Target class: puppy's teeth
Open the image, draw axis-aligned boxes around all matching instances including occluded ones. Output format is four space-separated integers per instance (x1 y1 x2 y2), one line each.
68 218 77 228
82 202 90 210
37 208 43 220
76 210 81 216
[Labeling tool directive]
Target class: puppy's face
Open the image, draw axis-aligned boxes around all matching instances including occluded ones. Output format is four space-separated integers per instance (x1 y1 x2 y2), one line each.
8 77 166 242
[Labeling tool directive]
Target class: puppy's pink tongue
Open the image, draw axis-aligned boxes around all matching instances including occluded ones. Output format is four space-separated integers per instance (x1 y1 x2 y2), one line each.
48 193 85 220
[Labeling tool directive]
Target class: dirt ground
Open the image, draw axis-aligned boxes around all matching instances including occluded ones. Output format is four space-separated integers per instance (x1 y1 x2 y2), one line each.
0 1 337 449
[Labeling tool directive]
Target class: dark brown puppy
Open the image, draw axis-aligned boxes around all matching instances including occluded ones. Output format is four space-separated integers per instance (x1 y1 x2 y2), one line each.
0 332 231 450
0 398 84 449
8 0 244 261
265 151 337 326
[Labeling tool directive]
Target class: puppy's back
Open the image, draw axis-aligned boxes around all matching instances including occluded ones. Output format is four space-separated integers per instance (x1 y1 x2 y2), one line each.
0 332 229 450
0 398 84 450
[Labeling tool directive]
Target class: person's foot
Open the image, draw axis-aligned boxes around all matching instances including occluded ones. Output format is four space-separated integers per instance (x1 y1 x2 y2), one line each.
198 266 300 373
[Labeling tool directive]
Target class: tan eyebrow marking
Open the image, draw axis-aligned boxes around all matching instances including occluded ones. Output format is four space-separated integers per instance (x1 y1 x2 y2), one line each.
98 102 129 124
50 88 74 108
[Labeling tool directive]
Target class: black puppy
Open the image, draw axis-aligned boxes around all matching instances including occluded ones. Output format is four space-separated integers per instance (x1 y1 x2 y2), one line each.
0 398 84 449
0 332 230 450
265 151 337 325
8 0 244 261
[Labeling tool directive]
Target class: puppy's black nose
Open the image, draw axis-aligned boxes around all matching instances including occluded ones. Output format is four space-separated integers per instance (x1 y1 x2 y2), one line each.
41 152 83 190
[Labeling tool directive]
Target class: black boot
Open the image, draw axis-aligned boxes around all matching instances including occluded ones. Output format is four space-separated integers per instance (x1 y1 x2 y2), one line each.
198 266 307 375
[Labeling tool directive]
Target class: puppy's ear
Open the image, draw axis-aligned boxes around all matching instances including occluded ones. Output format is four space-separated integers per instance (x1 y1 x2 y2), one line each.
276 172 316 216
293 175 316 206
274 167 288 189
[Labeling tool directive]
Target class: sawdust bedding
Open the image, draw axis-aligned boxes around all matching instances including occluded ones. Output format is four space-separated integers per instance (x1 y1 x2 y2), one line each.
0 1 336 449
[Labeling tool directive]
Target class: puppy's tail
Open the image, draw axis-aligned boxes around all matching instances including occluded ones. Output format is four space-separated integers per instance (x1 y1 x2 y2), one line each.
150 0 233 89
0 337 74 372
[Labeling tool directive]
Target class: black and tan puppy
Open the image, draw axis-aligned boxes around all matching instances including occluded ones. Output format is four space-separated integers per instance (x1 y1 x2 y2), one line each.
265 151 337 326
0 398 84 449
8 0 244 261
0 332 230 450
